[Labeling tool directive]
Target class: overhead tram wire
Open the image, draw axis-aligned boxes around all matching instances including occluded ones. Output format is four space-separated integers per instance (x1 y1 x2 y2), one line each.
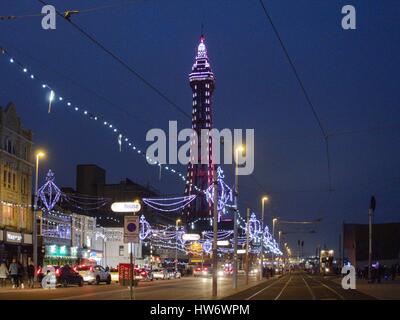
37 0 191 120
257 0 332 191
1 1 140 21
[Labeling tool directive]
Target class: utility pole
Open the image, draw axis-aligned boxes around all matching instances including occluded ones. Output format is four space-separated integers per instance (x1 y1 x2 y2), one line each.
33 151 45 280
233 146 244 289
368 196 376 282
212 165 218 298
245 208 250 286
260 197 268 280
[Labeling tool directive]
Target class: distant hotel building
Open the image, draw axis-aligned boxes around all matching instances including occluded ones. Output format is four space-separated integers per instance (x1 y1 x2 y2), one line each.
343 222 400 268
0 102 34 265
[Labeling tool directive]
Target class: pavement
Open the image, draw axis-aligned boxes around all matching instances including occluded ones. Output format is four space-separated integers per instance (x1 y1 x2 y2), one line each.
224 271 376 300
0 274 270 300
331 277 400 300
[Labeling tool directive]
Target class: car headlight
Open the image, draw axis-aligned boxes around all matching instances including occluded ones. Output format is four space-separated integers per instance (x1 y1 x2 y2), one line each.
218 271 224 276
325 268 329 272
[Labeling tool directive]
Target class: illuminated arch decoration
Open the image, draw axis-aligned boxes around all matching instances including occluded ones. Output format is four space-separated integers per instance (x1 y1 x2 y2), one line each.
142 195 196 212
38 170 62 211
202 240 212 254
205 167 233 219
139 215 152 240
248 212 262 241
38 170 109 212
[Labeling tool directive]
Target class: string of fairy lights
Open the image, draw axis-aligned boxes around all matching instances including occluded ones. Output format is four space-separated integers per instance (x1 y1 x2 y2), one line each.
0 47 203 194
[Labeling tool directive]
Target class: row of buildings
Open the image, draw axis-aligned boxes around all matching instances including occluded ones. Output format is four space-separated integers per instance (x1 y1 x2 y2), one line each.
0 102 181 269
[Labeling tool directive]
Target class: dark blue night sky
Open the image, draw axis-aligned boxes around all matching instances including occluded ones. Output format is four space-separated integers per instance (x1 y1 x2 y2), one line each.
0 0 399 255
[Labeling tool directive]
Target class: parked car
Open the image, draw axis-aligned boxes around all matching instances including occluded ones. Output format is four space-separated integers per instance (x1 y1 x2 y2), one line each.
74 265 111 285
37 265 59 285
135 268 153 281
193 266 212 277
36 265 83 287
166 269 181 279
152 268 170 280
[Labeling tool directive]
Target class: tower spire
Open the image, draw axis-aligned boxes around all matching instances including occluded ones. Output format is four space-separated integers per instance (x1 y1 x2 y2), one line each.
185 36 216 223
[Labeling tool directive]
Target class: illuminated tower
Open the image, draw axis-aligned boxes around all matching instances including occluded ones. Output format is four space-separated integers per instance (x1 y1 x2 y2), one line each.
184 36 215 221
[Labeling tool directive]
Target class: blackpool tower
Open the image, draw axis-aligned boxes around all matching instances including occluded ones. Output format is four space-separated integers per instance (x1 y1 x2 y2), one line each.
184 35 215 222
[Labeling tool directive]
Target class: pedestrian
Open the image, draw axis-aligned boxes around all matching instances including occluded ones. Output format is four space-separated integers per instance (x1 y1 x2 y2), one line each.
0 261 9 287
27 261 35 288
17 261 25 289
9 259 19 288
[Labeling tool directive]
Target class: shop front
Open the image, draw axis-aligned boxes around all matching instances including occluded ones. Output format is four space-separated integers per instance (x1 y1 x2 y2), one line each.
43 244 78 266
0 230 33 265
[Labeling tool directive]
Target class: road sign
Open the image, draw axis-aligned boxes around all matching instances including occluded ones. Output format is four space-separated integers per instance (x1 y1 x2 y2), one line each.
112 202 141 213
124 216 140 243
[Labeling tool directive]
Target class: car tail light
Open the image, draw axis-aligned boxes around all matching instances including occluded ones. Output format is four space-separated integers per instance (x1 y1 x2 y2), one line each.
36 268 41 275
56 269 60 276
90 266 94 272
196 268 201 271
141 271 146 276
204 267 208 271
73 267 77 272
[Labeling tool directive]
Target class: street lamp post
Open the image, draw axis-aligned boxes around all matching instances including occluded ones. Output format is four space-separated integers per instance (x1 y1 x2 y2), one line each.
233 145 244 289
272 218 277 271
260 196 268 280
245 208 250 285
368 196 376 282
212 165 219 298
33 151 45 280
175 219 181 273
278 231 282 271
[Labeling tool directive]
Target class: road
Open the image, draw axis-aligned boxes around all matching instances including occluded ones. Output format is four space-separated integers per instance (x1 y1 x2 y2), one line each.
0 275 263 300
0 272 379 300
224 271 376 300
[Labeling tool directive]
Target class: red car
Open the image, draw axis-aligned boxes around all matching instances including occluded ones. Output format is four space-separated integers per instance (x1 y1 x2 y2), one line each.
193 266 212 277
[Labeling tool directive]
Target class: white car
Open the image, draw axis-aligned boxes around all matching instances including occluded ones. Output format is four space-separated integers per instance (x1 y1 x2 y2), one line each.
75 265 111 285
152 268 170 280
167 269 181 279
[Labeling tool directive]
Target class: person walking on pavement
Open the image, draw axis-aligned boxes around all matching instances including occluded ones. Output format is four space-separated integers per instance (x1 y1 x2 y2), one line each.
9 259 19 288
17 262 25 289
27 261 35 288
0 261 9 287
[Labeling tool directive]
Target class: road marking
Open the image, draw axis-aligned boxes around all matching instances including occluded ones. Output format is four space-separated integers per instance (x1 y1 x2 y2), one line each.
306 275 345 300
53 288 129 300
274 275 292 300
301 275 316 300
245 276 287 300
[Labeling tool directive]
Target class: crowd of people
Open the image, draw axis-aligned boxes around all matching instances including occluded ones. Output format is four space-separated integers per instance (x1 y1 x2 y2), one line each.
356 263 399 282
0 259 36 289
